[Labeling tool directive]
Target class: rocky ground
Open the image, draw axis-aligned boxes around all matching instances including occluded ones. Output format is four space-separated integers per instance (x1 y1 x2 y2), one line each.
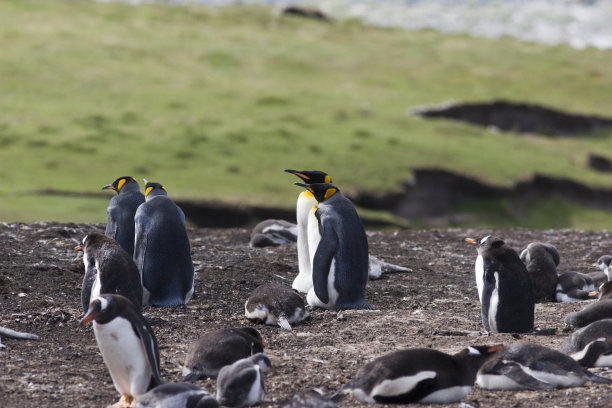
1 222 612 407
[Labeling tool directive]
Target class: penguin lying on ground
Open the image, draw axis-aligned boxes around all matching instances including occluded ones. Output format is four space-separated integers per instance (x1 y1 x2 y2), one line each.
216 353 272 407
244 283 308 330
565 299 612 329
334 345 502 404
476 343 612 390
600 281 612 300
80 294 163 406
466 236 534 333
249 219 297 248
561 319 612 367
278 388 338 408
102 176 145 257
556 271 598 302
134 382 218 408
519 242 559 303
182 328 265 381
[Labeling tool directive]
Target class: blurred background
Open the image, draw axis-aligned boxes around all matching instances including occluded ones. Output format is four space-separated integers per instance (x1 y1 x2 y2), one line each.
2 0 612 229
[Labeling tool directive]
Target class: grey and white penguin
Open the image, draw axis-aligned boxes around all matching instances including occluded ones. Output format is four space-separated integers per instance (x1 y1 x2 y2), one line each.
182 328 265 381
102 176 145 257
134 382 219 408
216 353 272 407
249 219 298 248
333 345 502 404
519 242 560 303
561 319 612 367
600 281 612 300
556 271 598 302
565 299 612 329
279 388 338 408
80 294 163 406
134 180 194 307
244 283 308 330
76 232 143 314
595 255 612 281
466 235 534 333
294 182 371 311
476 343 612 390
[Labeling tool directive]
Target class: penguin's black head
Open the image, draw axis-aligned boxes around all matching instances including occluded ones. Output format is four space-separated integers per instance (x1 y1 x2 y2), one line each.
294 182 339 203
75 232 107 253
596 255 612 269
144 180 168 199
285 169 331 184
250 352 273 372
102 176 137 194
455 344 503 377
79 294 133 326
465 235 505 254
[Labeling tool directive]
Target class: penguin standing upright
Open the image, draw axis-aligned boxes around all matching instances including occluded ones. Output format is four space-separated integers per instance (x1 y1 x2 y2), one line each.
134 181 194 307
466 236 534 333
294 182 371 311
216 353 272 407
80 294 163 406
519 242 560 303
102 176 145 257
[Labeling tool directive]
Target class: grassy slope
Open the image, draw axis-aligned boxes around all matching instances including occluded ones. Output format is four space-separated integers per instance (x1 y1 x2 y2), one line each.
2 0 612 227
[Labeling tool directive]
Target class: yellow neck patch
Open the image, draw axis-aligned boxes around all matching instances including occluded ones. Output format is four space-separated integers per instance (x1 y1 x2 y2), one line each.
117 178 127 192
145 186 153 198
303 190 314 199
323 188 337 201
324 175 331 183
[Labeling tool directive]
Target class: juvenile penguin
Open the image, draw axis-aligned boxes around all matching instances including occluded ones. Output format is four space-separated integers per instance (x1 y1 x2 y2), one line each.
249 219 298 248
216 353 272 407
76 232 143 314
600 281 612 300
182 328 265 381
134 181 194 307
134 382 219 408
279 389 338 408
80 294 163 406
102 176 145 257
245 283 308 330
556 271 598 302
334 345 502 404
565 299 612 329
294 182 371 311
519 242 560 303
561 319 612 367
466 236 534 333
596 255 612 280
476 343 612 390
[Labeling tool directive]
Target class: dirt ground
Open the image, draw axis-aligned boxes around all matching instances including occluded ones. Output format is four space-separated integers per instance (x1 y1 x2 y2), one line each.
1 222 612 408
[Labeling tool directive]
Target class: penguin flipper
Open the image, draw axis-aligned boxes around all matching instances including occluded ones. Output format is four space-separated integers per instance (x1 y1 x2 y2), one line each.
497 363 556 390
584 369 612 384
130 317 163 387
81 265 97 313
278 315 292 331
312 223 338 305
104 214 118 239
133 223 147 280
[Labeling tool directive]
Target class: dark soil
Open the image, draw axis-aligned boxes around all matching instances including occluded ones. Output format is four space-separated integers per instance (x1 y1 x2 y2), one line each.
1 223 612 408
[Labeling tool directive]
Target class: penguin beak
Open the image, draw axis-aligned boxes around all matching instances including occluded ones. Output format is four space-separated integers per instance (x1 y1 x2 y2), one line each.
293 182 312 191
487 344 504 353
74 245 82 252
101 184 116 191
284 169 309 180
588 290 599 298
79 310 99 326
465 238 477 245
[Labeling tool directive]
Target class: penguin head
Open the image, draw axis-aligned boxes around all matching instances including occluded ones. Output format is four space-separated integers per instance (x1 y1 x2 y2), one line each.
102 176 138 194
596 255 612 270
455 344 504 377
285 169 331 184
294 182 339 203
250 353 273 372
143 180 168 200
74 232 107 254
79 294 133 325
465 235 505 255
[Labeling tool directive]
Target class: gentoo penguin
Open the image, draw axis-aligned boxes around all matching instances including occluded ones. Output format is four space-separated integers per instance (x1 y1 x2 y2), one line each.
216 353 272 407
285 169 331 293
80 294 163 405
279 388 338 408
249 219 298 248
519 242 560 303
595 255 612 282
334 345 502 404
182 328 265 381
600 281 612 300
76 232 143 314
476 343 612 390
556 271 598 302
102 176 145 257
244 283 308 330
565 299 612 329
561 319 612 367
465 236 534 333
134 180 194 307
294 182 371 311
134 382 219 408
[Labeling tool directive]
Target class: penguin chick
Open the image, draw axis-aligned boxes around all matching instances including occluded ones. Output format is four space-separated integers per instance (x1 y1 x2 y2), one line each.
466 236 534 333
249 219 298 248
182 328 265 381
134 382 219 408
596 255 612 280
556 271 598 302
279 388 338 408
519 242 560 303
565 299 612 329
80 294 163 406
600 281 612 300
294 182 371 311
245 283 308 330
102 176 145 257
476 343 612 390
216 353 272 407
76 232 144 314
134 181 194 307
335 345 502 404
561 319 612 367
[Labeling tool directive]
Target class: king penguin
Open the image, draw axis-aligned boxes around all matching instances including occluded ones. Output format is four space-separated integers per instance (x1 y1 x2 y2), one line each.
466 236 534 333
80 294 163 406
519 242 560 303
134 383 219 408
556 271 598 302
102 176 145 257
76 232 143 314
561 319 612 367
134 180 194 307
216 353 272 408
334 345 502 404
294 182 371 311
245 283 308 330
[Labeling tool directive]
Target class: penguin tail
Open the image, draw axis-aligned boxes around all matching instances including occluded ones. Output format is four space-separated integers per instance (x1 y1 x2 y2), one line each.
586 371 612 384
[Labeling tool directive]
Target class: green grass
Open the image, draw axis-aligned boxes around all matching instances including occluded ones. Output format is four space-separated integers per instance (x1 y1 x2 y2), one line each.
2 0 612 227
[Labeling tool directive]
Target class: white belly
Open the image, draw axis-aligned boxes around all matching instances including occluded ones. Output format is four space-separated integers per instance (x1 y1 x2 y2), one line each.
293 193 316 293
475 255 484 302
306 260 337 309
488 272 500 332
419 385 472 403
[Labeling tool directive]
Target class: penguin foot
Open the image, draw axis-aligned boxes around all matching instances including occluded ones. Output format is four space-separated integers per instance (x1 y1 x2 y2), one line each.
112 394 133 408
292 273 313 294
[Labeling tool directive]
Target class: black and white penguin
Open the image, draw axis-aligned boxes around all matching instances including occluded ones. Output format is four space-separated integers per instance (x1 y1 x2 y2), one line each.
102 176 145 257
465 236 534 333
134 180 194 307
79 294 163 406
334 345 502 404
134 382 219 408
216 353 272 408
595 255 612 281
244 283 308 330
279 388 338 408
556 271 598 302
476 343 612 390
249 219 298 248
294 182 371 311
76 232 143 314
561 319 612 367
182 328 265 381
519 242 560 303
565 299 612 329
